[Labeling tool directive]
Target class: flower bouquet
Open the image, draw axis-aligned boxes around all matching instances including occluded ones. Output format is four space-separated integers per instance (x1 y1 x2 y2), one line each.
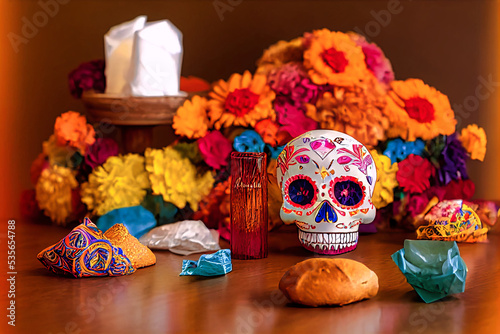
24 29 489 234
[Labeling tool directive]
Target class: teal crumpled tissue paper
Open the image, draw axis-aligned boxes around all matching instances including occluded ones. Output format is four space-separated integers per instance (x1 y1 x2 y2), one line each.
391 239 467 303
97 205 157 238
179 249 232 276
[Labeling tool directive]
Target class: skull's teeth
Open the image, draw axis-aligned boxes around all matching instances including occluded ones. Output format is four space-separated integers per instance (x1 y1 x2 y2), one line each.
298 231 358 251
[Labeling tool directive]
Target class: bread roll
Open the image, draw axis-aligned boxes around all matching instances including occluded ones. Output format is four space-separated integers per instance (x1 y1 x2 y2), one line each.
279 258 378 306
104 224 156 269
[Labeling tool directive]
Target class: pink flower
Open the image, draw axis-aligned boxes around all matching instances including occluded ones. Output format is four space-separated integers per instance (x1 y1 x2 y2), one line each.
268 62 320 105
198 131 233 170
291 77 321 105
407 193 430 218
349 33 394 87
268 62 305 96
84 137 119 169
274 96 318 138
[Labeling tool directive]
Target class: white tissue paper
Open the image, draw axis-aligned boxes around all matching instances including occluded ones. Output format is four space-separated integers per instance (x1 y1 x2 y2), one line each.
104 15 147 95
139 220 221 255
127 20 183 96
104 16 184 97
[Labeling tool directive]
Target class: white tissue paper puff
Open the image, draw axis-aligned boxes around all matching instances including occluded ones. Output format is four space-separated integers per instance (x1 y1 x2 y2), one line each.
127 20 184 97
104 15 147 95
139 220 220 255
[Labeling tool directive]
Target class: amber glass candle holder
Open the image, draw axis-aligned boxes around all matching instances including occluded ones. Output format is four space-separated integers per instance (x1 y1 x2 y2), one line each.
230 152 268 259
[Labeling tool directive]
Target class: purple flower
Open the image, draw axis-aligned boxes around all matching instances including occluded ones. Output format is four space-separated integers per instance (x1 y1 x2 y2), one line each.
274 96 317 138
68 60 106 98
84 137 119 169
438 134 468 185
349 33 394 87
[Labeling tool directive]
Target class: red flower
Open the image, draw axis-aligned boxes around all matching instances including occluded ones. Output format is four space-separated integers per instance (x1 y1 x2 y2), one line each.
224 88 260 117
30 153 49 186
71 188 87 221
321 48 348 73
404 97 435 123
443 179 475 200
396 154 435 193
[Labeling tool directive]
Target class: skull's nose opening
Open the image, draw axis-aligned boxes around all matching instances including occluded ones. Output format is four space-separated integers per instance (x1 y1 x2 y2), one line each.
315 201 338 223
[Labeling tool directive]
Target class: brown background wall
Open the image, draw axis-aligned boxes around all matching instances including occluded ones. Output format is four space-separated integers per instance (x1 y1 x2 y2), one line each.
1 0 499 219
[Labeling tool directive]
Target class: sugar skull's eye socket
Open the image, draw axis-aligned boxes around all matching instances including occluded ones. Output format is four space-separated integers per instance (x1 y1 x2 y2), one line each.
288 178 315 207
296 155 310 164
333 179 364 207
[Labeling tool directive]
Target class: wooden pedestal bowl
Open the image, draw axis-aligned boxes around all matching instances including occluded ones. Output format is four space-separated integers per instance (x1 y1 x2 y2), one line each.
81 91 187 153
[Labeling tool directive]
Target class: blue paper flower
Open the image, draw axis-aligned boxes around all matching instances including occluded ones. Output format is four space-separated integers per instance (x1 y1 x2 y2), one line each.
383 138 425 164
266 144 285 159
233 130 266 153
96 205 157 238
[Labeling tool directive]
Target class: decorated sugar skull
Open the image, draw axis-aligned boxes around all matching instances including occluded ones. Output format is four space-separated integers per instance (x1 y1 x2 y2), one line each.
277 130 377 255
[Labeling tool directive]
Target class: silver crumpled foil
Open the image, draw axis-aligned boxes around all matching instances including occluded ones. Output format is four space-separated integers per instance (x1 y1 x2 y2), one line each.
139 220 221 255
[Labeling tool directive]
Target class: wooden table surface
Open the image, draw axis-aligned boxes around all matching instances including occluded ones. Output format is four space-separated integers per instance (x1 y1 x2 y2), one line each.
2 220 500 334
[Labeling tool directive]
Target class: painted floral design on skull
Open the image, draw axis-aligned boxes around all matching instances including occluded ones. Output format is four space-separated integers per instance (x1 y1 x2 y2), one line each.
277 130 377 254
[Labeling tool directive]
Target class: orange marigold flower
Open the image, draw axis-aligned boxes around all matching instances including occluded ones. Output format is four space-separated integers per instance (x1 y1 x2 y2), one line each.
305 76 389 147
460 124 487 161
255 119 279 146
384 79 456 141
256 37 304 75
303 29 367 86
54 111 95 154
208 71 275 129
173 95 210 139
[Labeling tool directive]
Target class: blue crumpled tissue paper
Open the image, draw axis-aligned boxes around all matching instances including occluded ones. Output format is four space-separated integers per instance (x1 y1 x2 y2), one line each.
391 239 467 303
97 205 157 238
179 249 232 276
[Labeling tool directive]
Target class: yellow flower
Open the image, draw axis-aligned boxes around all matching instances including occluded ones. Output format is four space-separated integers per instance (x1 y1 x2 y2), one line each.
43 135 77 167
460 124 487 161
370 150 398 209
173 96 210 139
36 165 78 225
303 29 367 86
54 111 95 154
256 37 304 75
305 76 389 148
208 71 275 129
385 79 456 141
145 147 214 210
81 154 150 216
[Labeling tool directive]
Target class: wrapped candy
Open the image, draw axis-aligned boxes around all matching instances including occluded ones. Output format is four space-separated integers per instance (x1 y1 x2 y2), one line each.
179 249 232 276
416 199 488 243
391 239 467 303
139 220 220 255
